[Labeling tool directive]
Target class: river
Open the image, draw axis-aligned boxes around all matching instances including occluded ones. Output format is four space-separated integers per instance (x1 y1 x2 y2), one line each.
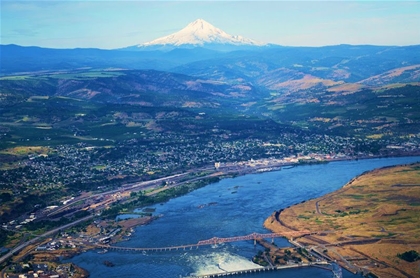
68 156 420 277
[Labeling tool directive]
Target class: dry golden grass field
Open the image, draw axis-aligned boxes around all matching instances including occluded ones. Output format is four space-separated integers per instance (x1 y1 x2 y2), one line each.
265 163 420 278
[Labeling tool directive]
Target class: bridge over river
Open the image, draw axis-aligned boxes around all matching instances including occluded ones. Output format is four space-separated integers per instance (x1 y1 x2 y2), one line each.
96 231 312 252
95 231 341 278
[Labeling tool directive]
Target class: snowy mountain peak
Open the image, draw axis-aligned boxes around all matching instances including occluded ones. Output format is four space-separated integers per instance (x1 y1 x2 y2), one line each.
186 18 214 30
138 19 266 48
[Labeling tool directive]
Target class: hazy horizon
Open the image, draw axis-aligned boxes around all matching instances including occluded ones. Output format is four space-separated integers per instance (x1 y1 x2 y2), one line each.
1 1 420 49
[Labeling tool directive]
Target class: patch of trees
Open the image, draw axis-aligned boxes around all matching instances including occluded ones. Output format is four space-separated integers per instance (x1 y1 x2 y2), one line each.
0 229 13 247
0 192 12 202
252 251 269 266
2 194 47 222
397 250 419 262
102 177 221 218
26 217 70 231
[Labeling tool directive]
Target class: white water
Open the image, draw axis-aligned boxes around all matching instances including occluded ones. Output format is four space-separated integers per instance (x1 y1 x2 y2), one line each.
188 249 262 276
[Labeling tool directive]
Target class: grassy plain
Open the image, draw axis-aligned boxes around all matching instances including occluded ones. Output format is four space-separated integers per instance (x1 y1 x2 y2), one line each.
0 146 52 170
265 163 420 277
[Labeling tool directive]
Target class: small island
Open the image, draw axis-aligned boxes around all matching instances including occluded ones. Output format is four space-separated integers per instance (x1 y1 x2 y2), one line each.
265 163 420 278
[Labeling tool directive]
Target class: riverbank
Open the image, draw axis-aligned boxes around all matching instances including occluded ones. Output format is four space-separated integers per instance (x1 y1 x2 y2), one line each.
3 155 420 277
264 162 420 278
0 215 156 278
53 156 420 277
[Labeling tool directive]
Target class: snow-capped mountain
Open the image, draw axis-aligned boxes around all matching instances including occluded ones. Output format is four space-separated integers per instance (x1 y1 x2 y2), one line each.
131 19 266 51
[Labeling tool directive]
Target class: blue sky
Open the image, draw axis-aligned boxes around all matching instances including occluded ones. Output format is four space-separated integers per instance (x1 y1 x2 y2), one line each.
1 1 419 49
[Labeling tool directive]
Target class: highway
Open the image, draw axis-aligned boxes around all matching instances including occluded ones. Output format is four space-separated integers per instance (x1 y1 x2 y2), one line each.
0 171 204 265
0 162 292 266
47 172 188 217
0 215 94 265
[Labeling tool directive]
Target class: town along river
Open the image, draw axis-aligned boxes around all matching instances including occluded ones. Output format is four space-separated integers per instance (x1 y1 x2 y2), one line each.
68 156 420 277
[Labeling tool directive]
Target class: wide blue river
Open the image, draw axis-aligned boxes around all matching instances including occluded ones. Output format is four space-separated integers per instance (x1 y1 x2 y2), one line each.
69 156 420 277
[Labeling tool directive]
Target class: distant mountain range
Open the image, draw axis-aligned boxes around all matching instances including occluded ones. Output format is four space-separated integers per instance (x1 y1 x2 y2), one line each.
1 18 420 94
